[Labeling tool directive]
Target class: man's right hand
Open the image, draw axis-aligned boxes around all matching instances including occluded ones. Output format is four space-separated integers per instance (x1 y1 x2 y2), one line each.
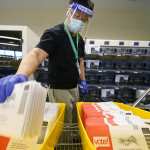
0 74 28 103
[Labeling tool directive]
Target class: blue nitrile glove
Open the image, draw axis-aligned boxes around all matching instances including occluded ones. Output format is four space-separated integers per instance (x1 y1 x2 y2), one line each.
79 80 88 94
0 74 28 103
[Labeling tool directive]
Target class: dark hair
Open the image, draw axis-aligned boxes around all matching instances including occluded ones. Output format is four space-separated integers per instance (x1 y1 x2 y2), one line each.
69 0 94 11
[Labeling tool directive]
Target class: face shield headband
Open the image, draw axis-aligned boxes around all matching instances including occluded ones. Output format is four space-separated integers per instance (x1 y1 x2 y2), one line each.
70 2 94 17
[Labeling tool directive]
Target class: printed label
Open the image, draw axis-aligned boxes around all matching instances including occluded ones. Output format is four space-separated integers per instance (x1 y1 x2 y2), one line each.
93 136 110 148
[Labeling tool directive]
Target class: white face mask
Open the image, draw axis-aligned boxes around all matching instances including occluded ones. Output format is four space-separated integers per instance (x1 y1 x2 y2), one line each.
67 18 85 33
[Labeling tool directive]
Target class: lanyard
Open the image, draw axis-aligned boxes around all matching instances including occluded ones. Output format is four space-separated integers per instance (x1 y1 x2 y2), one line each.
64 24 79 60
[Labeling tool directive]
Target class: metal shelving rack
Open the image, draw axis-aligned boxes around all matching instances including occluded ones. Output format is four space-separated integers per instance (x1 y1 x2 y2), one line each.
83 39 150 104
54 123 82 150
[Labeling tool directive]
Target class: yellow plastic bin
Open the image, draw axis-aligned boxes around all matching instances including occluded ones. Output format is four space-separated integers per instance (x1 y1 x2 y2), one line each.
76 102 150 150
39 103 65 150
0 103 65 150
114 102 150 119
77 102 96 150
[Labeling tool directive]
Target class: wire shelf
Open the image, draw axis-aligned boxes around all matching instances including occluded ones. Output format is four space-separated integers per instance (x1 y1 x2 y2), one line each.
55 123 82 150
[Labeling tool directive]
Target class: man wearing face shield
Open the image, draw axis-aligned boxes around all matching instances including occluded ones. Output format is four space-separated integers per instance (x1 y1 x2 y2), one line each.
0 0 94 123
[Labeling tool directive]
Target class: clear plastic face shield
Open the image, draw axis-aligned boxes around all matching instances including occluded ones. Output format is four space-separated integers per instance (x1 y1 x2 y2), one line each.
65 2 94 39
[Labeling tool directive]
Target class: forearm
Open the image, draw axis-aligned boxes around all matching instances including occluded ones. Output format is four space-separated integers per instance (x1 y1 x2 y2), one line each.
79 58 86 80
17 48 48 76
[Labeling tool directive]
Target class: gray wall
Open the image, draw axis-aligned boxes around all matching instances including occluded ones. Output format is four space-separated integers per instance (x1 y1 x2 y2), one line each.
0 0 149 40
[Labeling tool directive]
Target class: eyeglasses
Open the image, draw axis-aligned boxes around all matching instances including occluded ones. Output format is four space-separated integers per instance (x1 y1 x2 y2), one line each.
72 10 89 23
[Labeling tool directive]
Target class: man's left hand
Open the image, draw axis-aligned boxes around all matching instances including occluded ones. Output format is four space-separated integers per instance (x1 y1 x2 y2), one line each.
79 80 88 94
